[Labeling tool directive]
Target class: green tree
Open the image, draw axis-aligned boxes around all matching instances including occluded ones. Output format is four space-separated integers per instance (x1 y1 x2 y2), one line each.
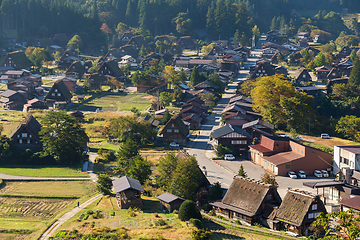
28 47 51 67
126 155 152 184
67 35 83 51
313 209 360 239
172 11 192 34
350 49 357 61
160 92 173 107
138 45 147 58
96 174 113 195
233 29 241 45
178 200 202 221
115 22 128 37
261 173 279 188
336 115 360 140
190 66 201 87
131 107 140 118
238 164 247 177
0 135 14 164
191 229 212 240
163 66 177 86
173 85 183 102
252 25 260 42
160 109 172 125
168 156 203 199
349 56 360 86
39 111 87 164
178 69 188 83
209 182 223 200
156 153 179 189
117 137 139 161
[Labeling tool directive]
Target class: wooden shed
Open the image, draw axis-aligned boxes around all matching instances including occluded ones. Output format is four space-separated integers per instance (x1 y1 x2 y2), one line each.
157 192 185 212
112 176 144 209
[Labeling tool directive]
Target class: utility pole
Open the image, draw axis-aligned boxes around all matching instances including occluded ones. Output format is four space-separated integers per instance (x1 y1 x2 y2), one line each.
308 118 311 134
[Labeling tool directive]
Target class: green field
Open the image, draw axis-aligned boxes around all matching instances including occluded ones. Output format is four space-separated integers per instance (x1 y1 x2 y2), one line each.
77 92 155 112
0 166 89 177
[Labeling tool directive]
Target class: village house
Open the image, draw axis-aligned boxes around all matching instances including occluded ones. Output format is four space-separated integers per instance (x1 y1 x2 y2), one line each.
326 77 348 94
9 114 42 151
261 48 278 59
293 67 312 84
211 124 252 154
56 49 79 69
98 60 124 79
137 115 159 129
180 105 206 120
61 76 77 92
296 86 320 100
339 196 360 212
65 61 85 78
337 46 352 59
242 119 274 142
249 135 332 176
119 31 134 46
223 111 251 127
181 114 202 129
274 189 327 236
44 79 72 108
83 73 102 91
177 36 197 50
112 176 144 209
0 89 26 110
157 192 185 213
249 60 275 79
334 145 360 185
71 110 85 120
23 98 48 113
315 66 331 80
211 176 282 227
0 51 32 70
160 114 189 144
127 35 148 50
327 68 341 80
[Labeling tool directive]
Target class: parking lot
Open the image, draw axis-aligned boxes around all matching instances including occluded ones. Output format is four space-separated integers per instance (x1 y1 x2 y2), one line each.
215 158 334 198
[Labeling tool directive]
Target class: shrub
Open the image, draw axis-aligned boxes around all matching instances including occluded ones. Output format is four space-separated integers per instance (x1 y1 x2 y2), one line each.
83 214 89 220
216 215 224 220
93 210 103 219
190 218 203 229
201 203 212 212
208 210 216 217
173 210 179 214
235 220 241 225
110 210 115 216
87 210 94 215
178 200 202 221
128 211 136 217
191 229 212 240
154 219 167 226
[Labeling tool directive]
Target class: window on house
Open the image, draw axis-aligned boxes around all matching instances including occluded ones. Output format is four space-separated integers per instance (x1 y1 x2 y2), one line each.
52 93 55 96
22 133 27 138
19 139 22 144
174 129 179 133
312 204 317 210
57 93 61 96
171 124 174 127
231 140 247 144
17 135 20 138
308 213 314 219
55 89 58 92
303 74 306 78
27 139 30 144
286 164 291 169
29 134 32 138
167 129 172 133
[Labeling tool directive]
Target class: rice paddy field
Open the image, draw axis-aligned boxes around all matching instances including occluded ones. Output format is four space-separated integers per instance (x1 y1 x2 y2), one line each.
0 180 97 240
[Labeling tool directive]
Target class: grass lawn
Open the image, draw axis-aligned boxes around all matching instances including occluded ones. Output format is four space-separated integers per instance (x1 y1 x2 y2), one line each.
0 180 97 198
0 166 89 177
77 92 155 112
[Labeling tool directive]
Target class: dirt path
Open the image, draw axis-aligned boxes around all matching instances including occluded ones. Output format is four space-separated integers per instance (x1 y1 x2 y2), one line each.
39 194 103 240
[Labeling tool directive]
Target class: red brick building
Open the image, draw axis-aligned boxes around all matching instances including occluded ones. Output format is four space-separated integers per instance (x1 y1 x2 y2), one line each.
249 135 332 175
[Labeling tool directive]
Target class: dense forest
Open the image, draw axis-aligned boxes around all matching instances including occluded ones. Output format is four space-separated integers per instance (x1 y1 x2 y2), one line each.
0 0 359 49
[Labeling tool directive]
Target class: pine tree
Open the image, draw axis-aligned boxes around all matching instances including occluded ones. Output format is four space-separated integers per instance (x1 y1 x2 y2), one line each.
238 164 247 177
349 56 360 85
190 66 200 87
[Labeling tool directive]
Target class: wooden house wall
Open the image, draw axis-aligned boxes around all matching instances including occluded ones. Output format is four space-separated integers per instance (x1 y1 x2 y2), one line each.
115 189 143 209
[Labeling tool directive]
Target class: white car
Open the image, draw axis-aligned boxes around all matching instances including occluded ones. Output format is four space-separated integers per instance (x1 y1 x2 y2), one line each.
288 171 297 179
169 142 179 148
314 170 322 178
298 170 306 178
321 170 329 177
321 134 330 139
224 154 235 160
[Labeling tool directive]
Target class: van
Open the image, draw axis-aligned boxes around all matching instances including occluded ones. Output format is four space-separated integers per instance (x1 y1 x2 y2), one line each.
321 134 330 139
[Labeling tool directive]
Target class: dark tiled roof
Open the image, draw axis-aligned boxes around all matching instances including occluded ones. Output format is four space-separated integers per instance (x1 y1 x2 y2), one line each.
211 124 252 139
112 176 144 193
0 89 18 98
339 196 360 210
242 119 274 130
157 192 185 203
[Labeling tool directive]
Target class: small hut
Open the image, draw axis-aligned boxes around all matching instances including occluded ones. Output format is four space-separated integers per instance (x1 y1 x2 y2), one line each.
112 176 144 209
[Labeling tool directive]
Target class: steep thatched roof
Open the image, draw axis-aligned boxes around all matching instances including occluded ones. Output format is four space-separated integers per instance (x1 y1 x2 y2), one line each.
9 114 41 140
44 79 72 101
222 176 278 215
275 189 325 226
1 51 32 69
